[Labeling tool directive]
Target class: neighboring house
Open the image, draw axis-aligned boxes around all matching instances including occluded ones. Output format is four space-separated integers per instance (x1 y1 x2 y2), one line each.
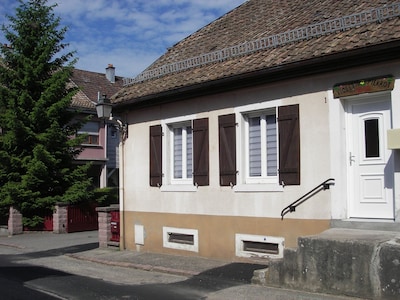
71 65 123 188
111 0 400 261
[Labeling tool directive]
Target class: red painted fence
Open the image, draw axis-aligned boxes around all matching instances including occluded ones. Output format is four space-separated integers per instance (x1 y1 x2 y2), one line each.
67 204 98 233
21 204 98 233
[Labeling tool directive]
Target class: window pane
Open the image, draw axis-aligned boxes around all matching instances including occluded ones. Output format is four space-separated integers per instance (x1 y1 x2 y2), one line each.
365 119 379 158
90 135 99 145
266 115 277 176
186 127 193 178
80 121 99 133
249 117 261 176
173 128 182 178
79 134 99 145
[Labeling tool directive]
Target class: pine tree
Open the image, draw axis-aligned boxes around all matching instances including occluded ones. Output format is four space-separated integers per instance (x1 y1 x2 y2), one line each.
0 0 93 228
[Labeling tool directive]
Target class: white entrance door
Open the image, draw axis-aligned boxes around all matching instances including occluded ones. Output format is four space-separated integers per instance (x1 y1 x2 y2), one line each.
347 95 394 219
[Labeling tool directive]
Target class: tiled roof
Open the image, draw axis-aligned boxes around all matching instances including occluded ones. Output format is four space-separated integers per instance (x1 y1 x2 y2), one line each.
70 68 124 111
113 0 400 105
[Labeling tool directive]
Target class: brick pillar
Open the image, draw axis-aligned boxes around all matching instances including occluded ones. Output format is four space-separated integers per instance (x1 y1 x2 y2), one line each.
96 206 119 248
53 203 68 234
8 206 23 235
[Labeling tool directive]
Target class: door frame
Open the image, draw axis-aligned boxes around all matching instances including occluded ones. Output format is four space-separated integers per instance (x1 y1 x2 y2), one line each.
344 92 394 219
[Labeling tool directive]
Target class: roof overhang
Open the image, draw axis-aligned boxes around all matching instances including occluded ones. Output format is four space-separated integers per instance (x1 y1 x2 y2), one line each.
114 39 400 112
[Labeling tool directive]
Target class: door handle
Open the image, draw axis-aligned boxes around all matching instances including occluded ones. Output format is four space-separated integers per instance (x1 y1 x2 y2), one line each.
349 152 356 166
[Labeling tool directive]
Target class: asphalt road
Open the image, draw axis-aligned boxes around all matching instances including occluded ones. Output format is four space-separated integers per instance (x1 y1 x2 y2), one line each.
0 241 248 299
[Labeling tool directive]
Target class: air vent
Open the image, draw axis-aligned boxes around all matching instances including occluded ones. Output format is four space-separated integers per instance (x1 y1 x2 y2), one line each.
163 226 198 252
243 241 279 255
168 232 194 245
236 234 284 259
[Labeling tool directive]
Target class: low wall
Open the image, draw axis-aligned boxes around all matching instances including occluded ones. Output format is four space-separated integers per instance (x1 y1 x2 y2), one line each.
7 204 99 235
8 207 23 235
259 229 400 300
53 203 68 234
96 205 119 248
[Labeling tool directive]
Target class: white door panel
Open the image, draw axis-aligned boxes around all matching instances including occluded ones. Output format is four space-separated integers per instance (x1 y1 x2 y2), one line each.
347 96 394 219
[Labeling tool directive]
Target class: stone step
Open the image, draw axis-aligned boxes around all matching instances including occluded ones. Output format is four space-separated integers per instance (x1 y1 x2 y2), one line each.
256 228 400 300
331 220 400 232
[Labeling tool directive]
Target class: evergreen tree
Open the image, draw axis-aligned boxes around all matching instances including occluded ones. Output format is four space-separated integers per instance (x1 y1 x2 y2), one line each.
0 0 93 228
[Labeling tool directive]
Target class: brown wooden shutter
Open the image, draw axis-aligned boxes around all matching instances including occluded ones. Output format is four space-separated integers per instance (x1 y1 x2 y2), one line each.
149 125 162 187
219 114 237 186
278 104 300 185
193 118 209 186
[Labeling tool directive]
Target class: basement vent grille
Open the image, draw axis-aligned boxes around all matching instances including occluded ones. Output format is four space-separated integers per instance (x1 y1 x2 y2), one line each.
236 234 284 259
163 226 199 252
123 2 400 86
168 232 194 245
243 241 279 255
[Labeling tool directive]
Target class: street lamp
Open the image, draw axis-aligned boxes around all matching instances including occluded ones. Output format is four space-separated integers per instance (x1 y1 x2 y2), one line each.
95 93 127 250
95 94 128 141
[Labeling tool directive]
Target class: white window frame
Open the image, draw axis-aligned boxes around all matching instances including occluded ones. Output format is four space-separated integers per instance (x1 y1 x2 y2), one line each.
245 110 278 183
169 123 193 184
234 102 283 192
161 115 197 192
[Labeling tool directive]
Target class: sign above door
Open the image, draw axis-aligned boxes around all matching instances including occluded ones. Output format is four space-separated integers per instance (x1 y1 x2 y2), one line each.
333 75 394 98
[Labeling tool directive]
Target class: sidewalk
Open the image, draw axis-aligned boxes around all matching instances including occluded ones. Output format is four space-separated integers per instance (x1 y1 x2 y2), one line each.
0 231 362 299
68 247 235 277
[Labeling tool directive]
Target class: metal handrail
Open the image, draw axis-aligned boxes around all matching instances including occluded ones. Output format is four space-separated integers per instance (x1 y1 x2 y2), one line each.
280 178 335 220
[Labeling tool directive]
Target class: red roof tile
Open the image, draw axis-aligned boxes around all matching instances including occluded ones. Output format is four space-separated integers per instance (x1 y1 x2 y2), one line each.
113 0 400 105
70 68 124 110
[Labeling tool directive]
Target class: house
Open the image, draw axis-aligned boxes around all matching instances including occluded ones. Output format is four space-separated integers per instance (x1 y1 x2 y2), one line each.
111 0 400 261
71 65 124 188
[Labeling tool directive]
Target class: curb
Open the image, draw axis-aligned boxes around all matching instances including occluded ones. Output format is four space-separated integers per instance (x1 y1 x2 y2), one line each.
0 242 26 249
66 253 200 277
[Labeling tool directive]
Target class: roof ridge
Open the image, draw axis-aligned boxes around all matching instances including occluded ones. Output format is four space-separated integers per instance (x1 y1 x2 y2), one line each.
123 2 400 86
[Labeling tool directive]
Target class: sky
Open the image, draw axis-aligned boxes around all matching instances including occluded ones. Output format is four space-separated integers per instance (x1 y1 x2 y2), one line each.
0 0 246 79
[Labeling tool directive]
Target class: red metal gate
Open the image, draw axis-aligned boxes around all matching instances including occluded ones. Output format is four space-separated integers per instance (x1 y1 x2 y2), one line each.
67 204 98 233
43 215 53 231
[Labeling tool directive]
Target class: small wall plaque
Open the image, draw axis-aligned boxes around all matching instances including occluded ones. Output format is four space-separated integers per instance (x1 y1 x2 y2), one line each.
333 76 394 98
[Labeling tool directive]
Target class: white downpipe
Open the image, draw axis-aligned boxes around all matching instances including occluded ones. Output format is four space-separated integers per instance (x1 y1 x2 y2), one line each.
117 120 125 250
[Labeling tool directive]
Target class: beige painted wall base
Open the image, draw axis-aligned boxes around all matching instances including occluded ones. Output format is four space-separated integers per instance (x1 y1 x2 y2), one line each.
122 211 330 261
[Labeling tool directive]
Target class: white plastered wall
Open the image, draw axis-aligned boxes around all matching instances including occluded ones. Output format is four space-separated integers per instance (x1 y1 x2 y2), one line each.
122 59 400 222
123 78 332 220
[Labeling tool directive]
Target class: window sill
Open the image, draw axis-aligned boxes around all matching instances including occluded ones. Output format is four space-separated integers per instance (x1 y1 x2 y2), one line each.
81 144 102 148
233 184 283 192
160 185 197 192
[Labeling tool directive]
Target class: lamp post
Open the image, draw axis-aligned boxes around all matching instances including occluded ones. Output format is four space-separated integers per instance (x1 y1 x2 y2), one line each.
96 94 128 141
96 94 127 250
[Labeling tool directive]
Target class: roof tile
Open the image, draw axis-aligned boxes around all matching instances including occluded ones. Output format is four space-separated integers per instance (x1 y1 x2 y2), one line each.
114 0 400 104
71 68 124 110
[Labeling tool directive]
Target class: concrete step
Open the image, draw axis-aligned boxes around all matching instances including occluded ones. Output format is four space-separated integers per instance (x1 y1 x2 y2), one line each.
331 219 400 232
255 228 400 300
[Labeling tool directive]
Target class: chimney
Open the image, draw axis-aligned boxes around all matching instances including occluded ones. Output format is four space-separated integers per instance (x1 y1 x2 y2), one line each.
106 64 115 83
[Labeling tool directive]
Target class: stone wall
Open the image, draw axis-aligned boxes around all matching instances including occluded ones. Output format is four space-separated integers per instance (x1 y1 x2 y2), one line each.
256 228 400 300
96 205 119 248
53 203 68 234
8 207 23 235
